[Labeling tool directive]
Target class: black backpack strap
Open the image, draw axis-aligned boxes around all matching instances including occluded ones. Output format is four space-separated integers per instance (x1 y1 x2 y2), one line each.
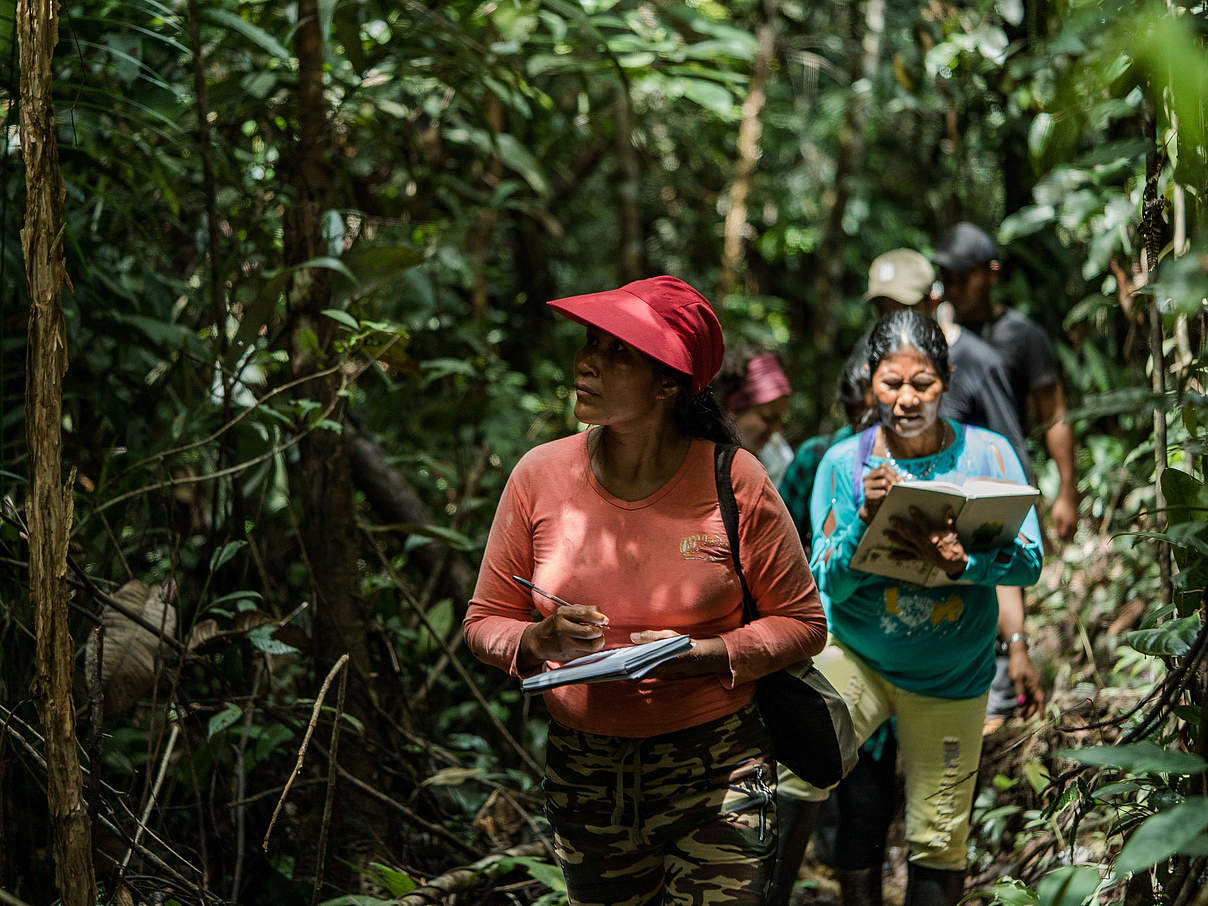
714 443 758 625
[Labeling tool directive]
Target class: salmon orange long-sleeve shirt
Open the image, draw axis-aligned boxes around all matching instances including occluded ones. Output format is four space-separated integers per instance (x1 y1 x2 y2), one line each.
464 431 827 738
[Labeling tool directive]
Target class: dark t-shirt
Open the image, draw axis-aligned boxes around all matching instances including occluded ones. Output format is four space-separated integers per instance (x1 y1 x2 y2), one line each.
977 308 1061 432
940 327 1031 479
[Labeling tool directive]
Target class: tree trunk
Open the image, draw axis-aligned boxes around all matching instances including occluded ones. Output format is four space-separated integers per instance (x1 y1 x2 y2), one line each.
1001 0 1049 216
615 90 642 283
282 0 384 888
801 0 884 347
19 0 96 901
718 0 777 301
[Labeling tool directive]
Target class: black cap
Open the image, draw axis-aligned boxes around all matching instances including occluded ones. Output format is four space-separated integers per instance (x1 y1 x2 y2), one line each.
933 222 997 272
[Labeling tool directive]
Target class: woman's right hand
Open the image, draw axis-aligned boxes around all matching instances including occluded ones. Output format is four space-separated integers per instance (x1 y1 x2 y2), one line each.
518 605 610 671
858 463 902 523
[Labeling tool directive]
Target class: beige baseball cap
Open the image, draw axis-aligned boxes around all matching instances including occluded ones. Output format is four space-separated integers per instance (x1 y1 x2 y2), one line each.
863 249 935 305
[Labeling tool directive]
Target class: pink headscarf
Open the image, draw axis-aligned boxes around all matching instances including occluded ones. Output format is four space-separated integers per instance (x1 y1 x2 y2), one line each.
724 353 791 412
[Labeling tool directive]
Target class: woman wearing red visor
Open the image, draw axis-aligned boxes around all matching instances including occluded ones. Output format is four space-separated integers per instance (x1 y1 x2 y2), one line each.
464 276 825 904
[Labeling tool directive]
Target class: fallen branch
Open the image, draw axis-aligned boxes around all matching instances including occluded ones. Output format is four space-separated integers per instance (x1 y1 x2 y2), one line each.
0 888 35 906
393 842 547 905
344 417 475 610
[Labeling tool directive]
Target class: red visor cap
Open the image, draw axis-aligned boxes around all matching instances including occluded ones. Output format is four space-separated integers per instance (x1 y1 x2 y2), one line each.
546 276 725 396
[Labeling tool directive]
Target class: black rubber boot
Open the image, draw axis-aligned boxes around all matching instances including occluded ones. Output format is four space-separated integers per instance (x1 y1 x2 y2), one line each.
835 866 883 906
765 795 821 906
904 863 965 906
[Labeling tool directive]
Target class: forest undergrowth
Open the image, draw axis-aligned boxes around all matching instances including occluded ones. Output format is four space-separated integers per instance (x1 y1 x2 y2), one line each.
4 0 1208 904
4 422 1205 906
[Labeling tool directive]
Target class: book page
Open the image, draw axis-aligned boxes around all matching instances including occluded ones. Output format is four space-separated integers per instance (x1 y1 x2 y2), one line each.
953 492 1038 551
851 482 965 585
961 477 1040 499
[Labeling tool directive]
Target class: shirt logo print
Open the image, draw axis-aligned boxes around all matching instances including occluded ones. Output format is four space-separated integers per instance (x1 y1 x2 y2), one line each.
680 533 729 562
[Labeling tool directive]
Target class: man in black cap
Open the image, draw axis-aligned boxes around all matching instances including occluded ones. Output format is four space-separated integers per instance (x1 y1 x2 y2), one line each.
934 222 1079 542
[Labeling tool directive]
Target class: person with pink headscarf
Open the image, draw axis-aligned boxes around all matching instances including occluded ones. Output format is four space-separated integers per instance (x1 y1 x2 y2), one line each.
714 347 795 484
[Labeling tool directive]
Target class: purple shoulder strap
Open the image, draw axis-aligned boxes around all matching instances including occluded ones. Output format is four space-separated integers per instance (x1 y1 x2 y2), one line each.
850 422 969 505
853 426 877 507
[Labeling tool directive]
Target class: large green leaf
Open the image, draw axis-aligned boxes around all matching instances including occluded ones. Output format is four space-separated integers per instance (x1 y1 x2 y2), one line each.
1055 742 1207 775
1000 204 1056 242
208 702 244 738
1125 614 1202 657
986 878 1039 906
678 37 757 63
369 862 416 896
495 134 551 197
203 8 293 60
1036 866 1099 906
1160 469 1208 593
209 540 248 572
416 598 455 658
1116 797 1208 873
677 77 735 117
502 856 568 894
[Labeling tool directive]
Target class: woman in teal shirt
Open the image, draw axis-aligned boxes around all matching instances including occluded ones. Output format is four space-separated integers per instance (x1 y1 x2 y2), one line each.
806 310 1042 905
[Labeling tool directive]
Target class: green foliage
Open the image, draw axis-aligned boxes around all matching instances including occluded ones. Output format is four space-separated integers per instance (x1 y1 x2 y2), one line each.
367 861 417 896
499 855 569 906
1115 797 1208 873
1035 866 1102 906
1055 742 1207 775
3 0 1208 901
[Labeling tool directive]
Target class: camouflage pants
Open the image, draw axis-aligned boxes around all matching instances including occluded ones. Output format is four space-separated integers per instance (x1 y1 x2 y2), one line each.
544 704 777 906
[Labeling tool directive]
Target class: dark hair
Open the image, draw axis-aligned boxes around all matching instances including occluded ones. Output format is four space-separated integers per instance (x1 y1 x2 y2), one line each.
933 221 997 273
837 338 875 431
711 344 763 410
867 310 951 386
658 364 740 445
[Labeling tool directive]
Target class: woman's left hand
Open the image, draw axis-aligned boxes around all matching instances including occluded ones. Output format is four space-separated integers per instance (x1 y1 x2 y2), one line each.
885 506 969 579
630 631 729 677
1008 645 1044 719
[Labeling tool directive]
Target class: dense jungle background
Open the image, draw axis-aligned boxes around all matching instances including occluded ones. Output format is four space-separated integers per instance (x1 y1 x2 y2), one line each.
2 0 1208 904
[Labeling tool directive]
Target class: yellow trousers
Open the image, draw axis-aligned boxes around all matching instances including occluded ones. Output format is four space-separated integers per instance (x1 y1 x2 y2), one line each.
778 637 987 870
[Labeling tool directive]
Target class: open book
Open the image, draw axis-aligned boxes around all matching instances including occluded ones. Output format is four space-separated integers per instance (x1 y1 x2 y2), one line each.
851 477 1039 587
521 635 694 693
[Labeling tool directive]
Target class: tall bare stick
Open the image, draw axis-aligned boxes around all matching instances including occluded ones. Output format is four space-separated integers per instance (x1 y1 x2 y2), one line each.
310 660 348 906
119 722 181 879
1142 144 1172 607
263 654 349 851
19 0 96 899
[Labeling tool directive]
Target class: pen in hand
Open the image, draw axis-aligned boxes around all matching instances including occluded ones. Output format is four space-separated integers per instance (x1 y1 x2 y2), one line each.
512 576 609 627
